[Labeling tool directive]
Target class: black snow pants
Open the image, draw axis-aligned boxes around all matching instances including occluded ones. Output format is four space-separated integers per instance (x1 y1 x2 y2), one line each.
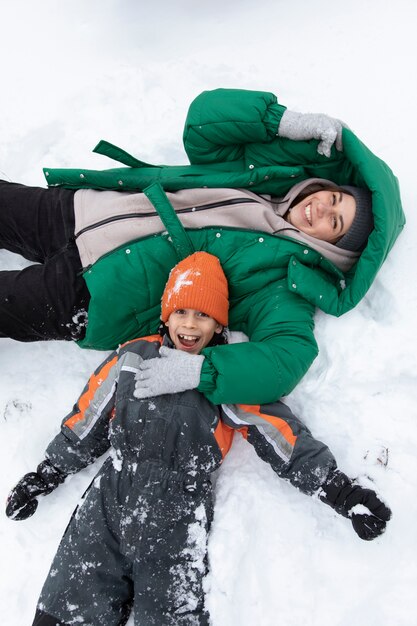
32 458 213 626
0 180 90 341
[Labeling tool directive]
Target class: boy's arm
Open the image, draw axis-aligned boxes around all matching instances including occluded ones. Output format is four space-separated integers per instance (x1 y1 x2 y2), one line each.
6 350 120 521
45 349 120 475
221 402 391 540
221 401 336 495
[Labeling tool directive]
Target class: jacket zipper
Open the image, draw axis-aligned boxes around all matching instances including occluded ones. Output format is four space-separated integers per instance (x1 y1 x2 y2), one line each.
75 197 258 239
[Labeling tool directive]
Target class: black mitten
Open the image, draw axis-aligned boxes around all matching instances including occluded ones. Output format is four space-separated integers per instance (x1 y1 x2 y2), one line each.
6 460 66 521
320 470 391 541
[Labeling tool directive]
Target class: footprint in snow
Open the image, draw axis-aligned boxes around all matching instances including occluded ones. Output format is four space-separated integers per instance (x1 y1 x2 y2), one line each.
3 399 32 422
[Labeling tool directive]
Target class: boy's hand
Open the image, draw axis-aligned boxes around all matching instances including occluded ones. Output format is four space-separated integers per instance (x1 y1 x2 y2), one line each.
320 470 391 540
278 110 345 157
134 347 204 399
6 460 65 521
348 488 391 540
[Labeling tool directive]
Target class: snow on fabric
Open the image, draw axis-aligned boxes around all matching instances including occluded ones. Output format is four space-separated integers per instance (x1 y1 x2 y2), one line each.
1 1 416 625
166 269 195 303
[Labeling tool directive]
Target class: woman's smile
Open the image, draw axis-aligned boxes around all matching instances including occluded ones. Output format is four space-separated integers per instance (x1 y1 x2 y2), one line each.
286 190 356 243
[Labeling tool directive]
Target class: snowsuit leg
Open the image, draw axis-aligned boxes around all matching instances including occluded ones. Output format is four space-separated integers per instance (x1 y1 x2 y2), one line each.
33 468 135 626
34 459 212 626
32 609 73 625
0 180 90 341
129 462 213 626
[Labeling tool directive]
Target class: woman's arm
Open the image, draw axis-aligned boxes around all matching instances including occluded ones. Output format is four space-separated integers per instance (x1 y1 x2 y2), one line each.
183 88 286 164
199 288 318 404
183 88 344 165
134 286 318 405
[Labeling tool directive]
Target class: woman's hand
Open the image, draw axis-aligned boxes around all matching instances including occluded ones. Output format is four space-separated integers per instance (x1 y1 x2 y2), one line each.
134 346 205 399
278 109 345 157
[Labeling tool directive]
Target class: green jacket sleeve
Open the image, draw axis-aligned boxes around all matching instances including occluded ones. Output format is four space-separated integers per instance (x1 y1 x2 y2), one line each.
183 88 287 165
198 286 318 405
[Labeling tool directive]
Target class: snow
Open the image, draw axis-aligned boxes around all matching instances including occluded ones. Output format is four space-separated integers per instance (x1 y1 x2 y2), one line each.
1 0 416 624
169 269 195 300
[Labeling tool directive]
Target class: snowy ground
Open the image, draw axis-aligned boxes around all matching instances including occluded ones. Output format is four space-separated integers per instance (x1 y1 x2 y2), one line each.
1 1 417 624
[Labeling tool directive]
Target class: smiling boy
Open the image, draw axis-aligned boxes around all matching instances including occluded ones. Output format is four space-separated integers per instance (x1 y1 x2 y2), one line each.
7 252 390 626
161 250 227 355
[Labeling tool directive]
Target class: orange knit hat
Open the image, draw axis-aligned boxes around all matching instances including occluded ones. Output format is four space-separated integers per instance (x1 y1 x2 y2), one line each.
161 252 229 326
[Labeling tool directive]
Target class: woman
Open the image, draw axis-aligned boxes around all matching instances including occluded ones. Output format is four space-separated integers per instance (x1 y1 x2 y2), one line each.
0 89 404 405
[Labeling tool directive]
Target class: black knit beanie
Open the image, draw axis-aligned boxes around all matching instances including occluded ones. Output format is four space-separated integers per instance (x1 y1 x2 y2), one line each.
336 186 374 252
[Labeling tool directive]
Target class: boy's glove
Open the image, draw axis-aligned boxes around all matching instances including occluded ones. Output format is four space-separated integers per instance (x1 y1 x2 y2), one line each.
320 470 391 541
134 346 204 399
278 109 344 157
6 460 66 521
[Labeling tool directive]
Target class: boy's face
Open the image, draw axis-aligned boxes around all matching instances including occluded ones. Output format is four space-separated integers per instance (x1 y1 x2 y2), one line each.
166 309 223 354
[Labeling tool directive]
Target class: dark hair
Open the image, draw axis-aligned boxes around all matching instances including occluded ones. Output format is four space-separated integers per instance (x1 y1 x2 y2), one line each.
288 182 354 209
283 181 373 251
158 321 229 347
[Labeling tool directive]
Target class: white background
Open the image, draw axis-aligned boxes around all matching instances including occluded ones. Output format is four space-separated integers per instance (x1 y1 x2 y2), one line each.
0 1 416 624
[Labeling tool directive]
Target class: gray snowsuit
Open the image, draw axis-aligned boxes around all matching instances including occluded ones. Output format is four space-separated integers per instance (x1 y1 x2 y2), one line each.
33 334 337 626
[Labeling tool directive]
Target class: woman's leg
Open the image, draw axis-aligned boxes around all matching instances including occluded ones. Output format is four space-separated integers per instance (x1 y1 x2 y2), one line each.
0 242 90 341
0 180 75 262
0 180 89 341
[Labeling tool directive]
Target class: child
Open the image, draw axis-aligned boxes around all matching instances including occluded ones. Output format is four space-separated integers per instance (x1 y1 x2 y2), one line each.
6 252 391 626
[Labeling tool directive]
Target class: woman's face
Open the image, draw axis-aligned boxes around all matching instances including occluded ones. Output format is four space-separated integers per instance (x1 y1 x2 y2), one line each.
286 190 356 243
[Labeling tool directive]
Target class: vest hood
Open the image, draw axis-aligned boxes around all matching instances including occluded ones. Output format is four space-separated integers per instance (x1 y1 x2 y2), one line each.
285 129 405 317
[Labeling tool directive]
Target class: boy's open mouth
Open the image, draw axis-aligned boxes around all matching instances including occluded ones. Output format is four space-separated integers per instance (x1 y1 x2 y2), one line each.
178 334 200 348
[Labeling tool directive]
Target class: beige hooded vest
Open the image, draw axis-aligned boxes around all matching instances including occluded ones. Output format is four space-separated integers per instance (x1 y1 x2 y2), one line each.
74 178 359 273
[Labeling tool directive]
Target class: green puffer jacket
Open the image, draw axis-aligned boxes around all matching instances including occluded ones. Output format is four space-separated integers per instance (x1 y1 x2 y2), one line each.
44 89 405 405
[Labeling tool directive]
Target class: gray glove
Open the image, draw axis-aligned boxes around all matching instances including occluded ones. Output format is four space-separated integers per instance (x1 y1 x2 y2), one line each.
278 109 344 157
134 346 205 399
